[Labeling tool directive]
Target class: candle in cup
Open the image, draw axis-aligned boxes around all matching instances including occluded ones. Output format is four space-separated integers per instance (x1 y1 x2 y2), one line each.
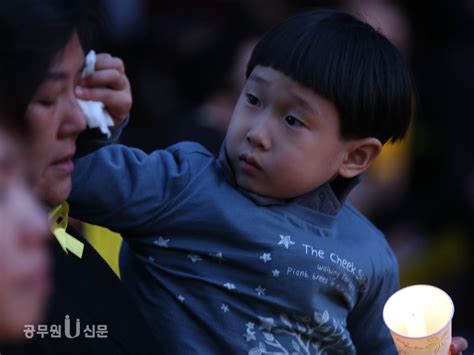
405 310 427 337
383 284 454 354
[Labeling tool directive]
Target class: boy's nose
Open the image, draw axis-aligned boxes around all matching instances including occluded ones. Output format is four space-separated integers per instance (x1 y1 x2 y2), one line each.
246 116 271 150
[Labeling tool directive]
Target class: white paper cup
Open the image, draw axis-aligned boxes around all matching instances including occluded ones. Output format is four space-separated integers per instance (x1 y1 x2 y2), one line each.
383 284 454 354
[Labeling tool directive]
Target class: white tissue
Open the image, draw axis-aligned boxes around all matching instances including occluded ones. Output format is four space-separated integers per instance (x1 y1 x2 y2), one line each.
77 50 114 138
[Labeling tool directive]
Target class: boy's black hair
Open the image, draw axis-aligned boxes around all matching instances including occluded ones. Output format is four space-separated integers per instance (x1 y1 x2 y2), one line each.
246 9 414 144
0 0 102 131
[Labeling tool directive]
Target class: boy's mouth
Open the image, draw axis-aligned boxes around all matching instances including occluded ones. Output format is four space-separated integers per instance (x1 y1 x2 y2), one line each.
239 153 262 171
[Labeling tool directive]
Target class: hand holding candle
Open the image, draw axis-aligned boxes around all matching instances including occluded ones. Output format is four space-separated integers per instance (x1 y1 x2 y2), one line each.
383 284 454 354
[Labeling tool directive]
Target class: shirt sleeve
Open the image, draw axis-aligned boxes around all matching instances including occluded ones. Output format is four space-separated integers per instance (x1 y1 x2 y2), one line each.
74 116 129 158
347 244 399 355
68 143 191 235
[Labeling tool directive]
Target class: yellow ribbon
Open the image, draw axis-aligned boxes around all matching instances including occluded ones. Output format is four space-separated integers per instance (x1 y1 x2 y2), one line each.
49 201 84 258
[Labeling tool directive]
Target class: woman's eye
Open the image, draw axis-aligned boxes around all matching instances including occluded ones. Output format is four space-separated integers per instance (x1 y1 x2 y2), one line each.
285 115 304 127
37 99 56 107
246 94 261 107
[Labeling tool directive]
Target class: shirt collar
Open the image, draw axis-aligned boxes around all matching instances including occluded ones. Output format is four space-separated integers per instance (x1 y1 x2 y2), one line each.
216 142 360 216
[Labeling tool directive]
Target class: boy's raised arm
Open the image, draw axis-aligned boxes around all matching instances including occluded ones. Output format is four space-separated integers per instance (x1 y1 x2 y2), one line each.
68 144 191 235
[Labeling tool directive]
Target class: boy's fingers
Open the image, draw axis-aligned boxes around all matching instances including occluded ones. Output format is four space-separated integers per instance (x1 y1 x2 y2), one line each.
75 86 126 104
94 54 125 74
81 69 128 90
75 87 132 116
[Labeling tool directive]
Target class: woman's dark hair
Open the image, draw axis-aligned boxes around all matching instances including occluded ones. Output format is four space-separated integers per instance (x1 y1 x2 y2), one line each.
0 0 102 131
246 9 414 144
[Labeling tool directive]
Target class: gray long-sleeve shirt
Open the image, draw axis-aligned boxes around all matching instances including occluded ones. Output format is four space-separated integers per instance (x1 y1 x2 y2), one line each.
69 141 398 354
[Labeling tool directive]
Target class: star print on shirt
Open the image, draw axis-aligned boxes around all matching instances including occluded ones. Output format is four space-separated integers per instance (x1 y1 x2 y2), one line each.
209 252 224 262
221 304 230 313
255 285 266 296
177 295 185 302
243 323 256 342
278 234 295 249
243 330 256 342
224 282 236 290
259 253 272 263
272 269 280 277
187 254 203 263
153 236 170 248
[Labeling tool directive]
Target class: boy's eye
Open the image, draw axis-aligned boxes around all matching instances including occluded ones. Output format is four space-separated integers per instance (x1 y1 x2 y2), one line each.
285 115 304 127
246 93 261 107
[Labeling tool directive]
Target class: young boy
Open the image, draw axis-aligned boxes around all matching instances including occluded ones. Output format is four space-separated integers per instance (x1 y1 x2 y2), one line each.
69 9 413 354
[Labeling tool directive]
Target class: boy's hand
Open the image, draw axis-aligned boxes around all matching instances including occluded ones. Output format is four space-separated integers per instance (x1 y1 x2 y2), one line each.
75 53 132 127
450 336 468 354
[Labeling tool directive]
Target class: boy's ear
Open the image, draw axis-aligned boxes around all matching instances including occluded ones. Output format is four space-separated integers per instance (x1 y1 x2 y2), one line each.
338 137 382 179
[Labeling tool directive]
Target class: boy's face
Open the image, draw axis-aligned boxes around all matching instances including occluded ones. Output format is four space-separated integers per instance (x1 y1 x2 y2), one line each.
225 65 350 199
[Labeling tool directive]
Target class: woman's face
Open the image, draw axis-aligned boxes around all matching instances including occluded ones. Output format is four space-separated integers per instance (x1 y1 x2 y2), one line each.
27 31 87 207
0 128 51 341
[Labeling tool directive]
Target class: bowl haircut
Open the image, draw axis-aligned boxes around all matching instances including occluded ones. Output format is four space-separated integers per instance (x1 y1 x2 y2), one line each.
246 9 414 144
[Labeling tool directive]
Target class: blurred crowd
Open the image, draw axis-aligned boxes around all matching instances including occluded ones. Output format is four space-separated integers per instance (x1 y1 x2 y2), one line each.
95 0 473 344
